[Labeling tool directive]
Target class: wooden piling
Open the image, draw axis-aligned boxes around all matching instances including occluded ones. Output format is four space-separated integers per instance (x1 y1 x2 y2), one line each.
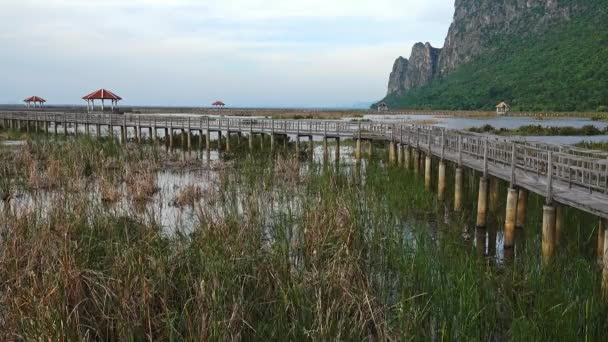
438 160 446 201
335 138 340 162
397 144 403 165
309 137 314 160
515 189 528 229
454 167 463 212
599 219 606 265
413 150 420 175
424 155 432 190
388 142 396 164
206 130 211 151
355 138 362 161
404 146 411 169
476 177 489 228
187 129 192 150
602 220 608 298
542 205 557 265
504 188 518 249
489 177 500 213
555 205 564 248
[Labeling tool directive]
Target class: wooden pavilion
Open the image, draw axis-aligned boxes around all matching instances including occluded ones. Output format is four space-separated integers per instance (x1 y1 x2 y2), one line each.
24 96 46 108
83 89 122 112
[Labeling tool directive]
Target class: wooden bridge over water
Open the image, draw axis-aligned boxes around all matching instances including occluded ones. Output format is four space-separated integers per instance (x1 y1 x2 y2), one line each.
2 111 608 276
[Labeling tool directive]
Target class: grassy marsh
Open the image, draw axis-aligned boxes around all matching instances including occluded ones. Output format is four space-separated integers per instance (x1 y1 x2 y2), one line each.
0 130 607 339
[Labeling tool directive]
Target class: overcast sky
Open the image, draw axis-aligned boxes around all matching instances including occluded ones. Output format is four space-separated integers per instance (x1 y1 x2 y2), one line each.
0 0 454 107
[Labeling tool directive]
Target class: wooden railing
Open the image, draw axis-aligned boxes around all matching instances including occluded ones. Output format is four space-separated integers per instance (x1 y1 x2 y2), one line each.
2 111 608 198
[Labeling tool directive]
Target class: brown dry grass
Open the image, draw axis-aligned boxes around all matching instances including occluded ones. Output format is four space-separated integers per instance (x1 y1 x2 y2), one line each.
100 177 122 203
173 184 203 207
126 168 158 202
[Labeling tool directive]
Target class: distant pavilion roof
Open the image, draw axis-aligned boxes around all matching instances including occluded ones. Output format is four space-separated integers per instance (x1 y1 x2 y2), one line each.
212 101 225 106
82 88 122 101
496 101 510 108
24 96 46 103
378 102 388 107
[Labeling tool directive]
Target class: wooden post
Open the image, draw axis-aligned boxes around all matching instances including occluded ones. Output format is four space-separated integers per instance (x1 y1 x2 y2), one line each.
120 126 126 144
424 155 432 190
414 150 420 175
397 144 403 165
438 159 446 201
205 130 211 152
226 121 231 151
515 189 528 229
504 188 518 249
599 219 606 265
187 129 192 150
335 138 340 162
542 205 557 265
476 177 489 228
601 219 608 298
404 146 411 169
388 142 396 164
555 205 564 248
454 167 463 212
489 177 500 213
355 138 362 161
308 136 314 160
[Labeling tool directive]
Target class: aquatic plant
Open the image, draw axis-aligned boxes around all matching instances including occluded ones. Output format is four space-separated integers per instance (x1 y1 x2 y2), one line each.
0 136 606 340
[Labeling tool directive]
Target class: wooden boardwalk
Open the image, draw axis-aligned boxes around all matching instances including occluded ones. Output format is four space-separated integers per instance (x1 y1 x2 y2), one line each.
2 111 608 220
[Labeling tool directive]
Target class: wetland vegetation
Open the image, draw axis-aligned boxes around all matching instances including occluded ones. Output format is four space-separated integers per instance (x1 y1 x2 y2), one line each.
0 127 607 340
468 124 608 136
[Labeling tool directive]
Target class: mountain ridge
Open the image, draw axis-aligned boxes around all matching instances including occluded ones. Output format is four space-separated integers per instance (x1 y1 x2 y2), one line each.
379 0 608 112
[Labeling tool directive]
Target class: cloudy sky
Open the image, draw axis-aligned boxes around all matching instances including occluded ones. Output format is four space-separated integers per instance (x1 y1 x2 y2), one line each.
0 0 454 107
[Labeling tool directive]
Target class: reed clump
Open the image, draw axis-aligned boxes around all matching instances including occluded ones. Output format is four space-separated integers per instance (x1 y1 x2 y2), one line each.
173 184 203 207
0 136 607 340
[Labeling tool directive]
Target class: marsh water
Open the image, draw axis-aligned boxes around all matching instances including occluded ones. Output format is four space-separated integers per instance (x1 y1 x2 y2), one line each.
1 118 608 339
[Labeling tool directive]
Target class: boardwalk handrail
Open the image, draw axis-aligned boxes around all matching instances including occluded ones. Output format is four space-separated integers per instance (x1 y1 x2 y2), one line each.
2 111 608 199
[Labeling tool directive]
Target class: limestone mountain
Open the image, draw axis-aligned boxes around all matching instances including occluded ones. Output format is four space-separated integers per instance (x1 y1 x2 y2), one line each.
380 0 608 112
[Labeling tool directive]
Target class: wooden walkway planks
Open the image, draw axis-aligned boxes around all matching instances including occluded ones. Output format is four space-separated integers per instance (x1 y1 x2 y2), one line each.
1 111 608 219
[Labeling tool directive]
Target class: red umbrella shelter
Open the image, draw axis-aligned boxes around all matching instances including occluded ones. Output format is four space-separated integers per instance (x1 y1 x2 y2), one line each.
24 96 46 108
212 101 225 109
82 88 122 112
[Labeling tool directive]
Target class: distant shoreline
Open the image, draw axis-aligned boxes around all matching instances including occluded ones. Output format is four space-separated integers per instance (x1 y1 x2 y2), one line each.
0 105 605 120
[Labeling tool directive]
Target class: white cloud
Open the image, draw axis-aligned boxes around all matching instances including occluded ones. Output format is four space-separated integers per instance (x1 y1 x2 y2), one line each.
0 0 454 107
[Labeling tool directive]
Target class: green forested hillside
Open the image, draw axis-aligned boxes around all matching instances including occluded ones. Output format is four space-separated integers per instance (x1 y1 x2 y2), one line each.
382 4 608 112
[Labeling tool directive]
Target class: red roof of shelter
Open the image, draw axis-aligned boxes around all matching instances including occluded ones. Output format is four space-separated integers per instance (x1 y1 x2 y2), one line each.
212 101 225 106
82 89 122 100
24 96 46 103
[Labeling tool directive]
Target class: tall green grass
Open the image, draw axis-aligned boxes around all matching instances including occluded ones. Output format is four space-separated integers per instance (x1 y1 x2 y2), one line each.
0 136 606 339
